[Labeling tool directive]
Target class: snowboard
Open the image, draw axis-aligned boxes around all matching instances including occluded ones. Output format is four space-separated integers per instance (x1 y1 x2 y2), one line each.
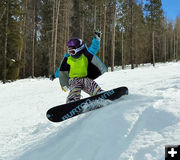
46 86 128 123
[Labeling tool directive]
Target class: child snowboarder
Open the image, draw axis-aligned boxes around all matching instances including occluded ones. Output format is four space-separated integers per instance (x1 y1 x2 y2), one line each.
50 31 107 103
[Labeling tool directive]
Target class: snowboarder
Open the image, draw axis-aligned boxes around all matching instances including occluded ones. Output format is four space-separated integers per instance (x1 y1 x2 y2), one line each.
50 31 107 103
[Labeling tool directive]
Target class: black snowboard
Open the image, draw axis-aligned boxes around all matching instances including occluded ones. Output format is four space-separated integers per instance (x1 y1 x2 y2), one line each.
46 86 128 123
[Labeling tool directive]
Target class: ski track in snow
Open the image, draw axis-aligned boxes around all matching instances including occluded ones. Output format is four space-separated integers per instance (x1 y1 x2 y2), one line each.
0 62 180 160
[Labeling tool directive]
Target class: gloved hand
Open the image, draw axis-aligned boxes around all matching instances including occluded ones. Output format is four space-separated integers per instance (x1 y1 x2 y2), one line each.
61 86 69 92
94 29 102 40
50 74 55 81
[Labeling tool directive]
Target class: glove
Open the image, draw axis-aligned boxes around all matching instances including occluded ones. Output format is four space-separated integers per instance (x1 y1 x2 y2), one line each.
61 86 69 92
94 29 102 40
50 74 55 81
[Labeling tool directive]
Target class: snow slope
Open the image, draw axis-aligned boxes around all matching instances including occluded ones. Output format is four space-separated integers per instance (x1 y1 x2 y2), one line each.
0 62 180 160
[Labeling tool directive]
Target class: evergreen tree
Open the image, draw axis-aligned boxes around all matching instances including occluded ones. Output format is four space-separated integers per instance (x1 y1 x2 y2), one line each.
39 0 53 76
174 15 180 60
0 0 24 82
144 0 164 65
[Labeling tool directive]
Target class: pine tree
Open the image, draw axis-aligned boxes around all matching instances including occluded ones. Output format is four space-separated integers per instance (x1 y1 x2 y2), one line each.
0 0 24 82
39 0 54 76
174 15 180 60
144 0 164 66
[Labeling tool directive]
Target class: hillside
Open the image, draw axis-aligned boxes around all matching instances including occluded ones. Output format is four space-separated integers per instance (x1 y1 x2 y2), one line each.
0 62 180 160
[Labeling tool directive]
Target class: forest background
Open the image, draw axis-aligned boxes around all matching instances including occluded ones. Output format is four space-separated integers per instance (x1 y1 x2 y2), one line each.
0 0 179 83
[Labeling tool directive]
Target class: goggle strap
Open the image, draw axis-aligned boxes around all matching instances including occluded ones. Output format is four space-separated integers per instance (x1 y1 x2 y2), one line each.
68 44 85 55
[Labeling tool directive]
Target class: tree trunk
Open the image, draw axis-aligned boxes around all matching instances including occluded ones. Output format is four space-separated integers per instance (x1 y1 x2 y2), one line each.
32 3 36 78
122 32 124 69
3 0 9 84
67 2 70 42
164 34 167 62
102 4 107 63
177 33 179 59
94 0 96 30
49 0 55 75
135 31 138 67
63 2 67 54
111 0 116 72
81 1 85 40
53 0 61 73
170 34 173 59
63 1 70 54
81 13 85 40
152 31 155 66
174 32 176 61
22 0 27 77
129 0 134 69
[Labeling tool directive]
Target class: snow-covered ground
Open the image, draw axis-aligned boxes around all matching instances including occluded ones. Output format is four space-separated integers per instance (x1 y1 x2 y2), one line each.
1 62 180 160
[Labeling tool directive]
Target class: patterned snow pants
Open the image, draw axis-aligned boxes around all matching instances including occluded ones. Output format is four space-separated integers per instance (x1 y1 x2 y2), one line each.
66 77 103 103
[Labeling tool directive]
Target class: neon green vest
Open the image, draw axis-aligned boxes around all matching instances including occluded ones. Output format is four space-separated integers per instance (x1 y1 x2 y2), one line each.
67 54 88 78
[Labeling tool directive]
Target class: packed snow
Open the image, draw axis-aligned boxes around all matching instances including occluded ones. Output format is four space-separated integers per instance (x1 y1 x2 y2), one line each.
0 62 180 160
